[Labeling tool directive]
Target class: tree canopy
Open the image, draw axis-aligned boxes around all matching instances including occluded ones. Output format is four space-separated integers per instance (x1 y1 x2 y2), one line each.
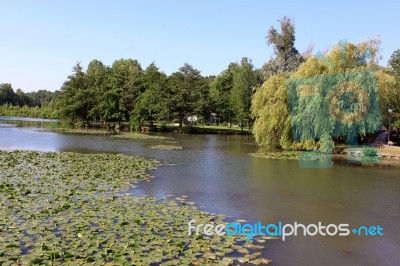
261 17 303 80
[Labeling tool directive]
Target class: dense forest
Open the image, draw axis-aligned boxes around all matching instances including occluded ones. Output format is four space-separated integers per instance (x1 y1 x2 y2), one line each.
54 57 261 130
1 17 400 151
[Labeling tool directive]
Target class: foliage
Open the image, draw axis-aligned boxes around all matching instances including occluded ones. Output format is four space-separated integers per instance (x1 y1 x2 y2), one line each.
251 74 294 149
0 104 59 119
362 146 379 157
250 151 301 160
318 134 334 154
1 83 57 108
230 58 261 130
253 40 388 151
209 63 237 126
111 59 143 122
388 49 400 77
386 49 400 125
56 63 91 123
25 90 58 107
130 63 168 130
165 63 209 129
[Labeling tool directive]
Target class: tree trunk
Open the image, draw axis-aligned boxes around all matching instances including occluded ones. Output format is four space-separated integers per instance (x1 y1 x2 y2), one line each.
179 118 183 131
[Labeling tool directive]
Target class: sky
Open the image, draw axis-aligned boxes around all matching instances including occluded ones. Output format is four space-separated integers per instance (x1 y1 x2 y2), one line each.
0 0 399 92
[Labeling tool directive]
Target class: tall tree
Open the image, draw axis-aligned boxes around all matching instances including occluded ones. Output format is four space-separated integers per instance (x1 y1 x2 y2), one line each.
261 17 303 79
166 63 207 130
230 58 260 130
86 59 111 124
0 83 17 105
210 63 238 126
57 63 91 124
110 59 143 123
15 89 30 106
386 49 400 124
131 62 168 129
252 74 293 148
388 49 400 78
26 90 57 107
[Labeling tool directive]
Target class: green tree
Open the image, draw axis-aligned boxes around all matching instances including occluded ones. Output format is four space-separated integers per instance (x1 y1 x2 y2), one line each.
387 49 400 125
209 63 238 126
251 74 294 148
15 89 30 106
166 63 208 130
110 59 143 124
26 90 57 107
377 68 399 125
86 59 111 124
261 16 303 79
131 63 168 130
230 58 260 130
57 63 91 124
0 83 17 105
388 49 400 78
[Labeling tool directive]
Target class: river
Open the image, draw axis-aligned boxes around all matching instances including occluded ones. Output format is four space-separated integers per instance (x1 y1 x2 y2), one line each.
0 116 399 266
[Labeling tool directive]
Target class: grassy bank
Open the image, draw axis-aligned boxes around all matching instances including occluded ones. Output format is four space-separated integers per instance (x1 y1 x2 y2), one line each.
161 124 252 135
0 150 270 265
0 104 59 119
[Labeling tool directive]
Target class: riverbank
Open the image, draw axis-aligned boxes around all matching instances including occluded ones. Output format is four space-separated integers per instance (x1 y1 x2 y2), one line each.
0 150 270 265
250 147 400 167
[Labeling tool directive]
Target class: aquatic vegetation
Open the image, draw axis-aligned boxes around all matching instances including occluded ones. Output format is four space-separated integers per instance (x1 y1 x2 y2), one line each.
0 150 270 265
149 144 183 150
111 132 168 139
250 151 301 160
362 147 379 157
52 128 114 135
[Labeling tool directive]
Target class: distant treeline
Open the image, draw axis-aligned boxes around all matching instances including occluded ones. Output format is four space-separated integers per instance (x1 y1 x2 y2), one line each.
0 84 59 118
0 84 57 107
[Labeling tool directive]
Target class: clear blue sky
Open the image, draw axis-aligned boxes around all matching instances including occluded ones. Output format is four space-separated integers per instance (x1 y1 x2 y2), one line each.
0 0 399 92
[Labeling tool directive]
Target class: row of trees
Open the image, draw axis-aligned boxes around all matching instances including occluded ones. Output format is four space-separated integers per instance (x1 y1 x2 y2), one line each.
56 58 262 130
0 83 57 107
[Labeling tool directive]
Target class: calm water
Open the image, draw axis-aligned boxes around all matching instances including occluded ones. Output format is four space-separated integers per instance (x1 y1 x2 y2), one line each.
1 116 399 266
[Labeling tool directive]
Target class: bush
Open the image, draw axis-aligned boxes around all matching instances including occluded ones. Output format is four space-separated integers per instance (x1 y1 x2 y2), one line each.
319 134 334 154
362 146 378 157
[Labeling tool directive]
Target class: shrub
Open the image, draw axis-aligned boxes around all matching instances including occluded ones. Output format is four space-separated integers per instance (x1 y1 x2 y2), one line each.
362 146 378 157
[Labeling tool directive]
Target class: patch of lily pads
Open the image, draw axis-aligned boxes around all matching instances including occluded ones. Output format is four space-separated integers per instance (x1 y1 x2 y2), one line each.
51 128 115 135
0 150 270 265
111 132 168 140
250 151 302 160
149 145 183 150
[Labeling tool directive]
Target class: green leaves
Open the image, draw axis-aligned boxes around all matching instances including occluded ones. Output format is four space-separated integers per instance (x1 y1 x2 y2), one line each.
165 63 210 129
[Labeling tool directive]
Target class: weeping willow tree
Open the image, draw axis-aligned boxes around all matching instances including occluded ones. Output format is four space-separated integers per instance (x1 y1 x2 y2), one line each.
252 40 394 151
251 74 292 149
251 74 316 150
